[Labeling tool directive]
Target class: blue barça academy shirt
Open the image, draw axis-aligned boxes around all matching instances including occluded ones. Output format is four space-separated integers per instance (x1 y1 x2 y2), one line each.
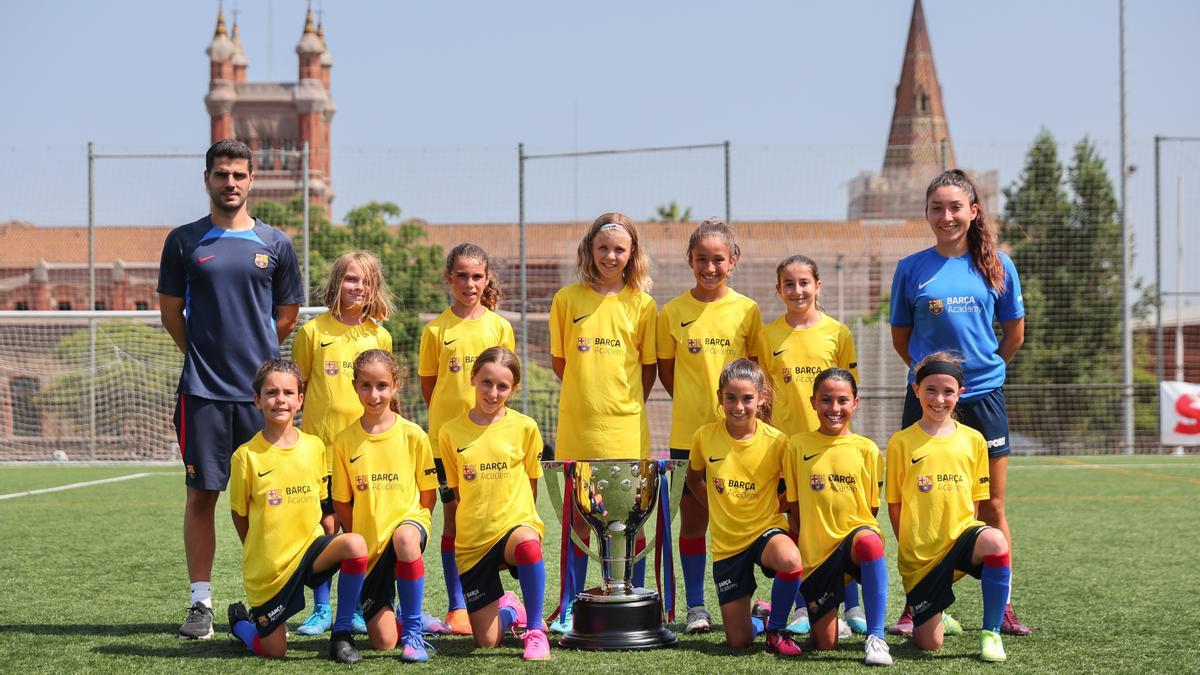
889 247 1023 399
157 216 305 402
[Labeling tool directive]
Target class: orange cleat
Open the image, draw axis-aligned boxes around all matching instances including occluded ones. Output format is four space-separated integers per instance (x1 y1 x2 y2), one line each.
445 608 473 636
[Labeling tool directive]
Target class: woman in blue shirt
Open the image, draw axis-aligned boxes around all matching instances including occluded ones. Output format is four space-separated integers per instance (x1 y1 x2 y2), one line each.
888 169 1029 637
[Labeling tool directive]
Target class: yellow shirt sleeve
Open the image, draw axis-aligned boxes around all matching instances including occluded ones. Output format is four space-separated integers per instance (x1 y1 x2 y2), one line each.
293 319 314 381
229 446 250 516
380 326 393 353
440 426 460 489
655 305 676 360
867 439 883 509
417 322 439 378
502 318 516 352
885 433 903 504
688 428 705 471
525 421 545 479
745 303 763 359
638 295 658 365
316 436 330 501
783 435 798 502
330 431 351 503
415 430 440 492
549 290 566 359
971 433 991 502
837 322 859 381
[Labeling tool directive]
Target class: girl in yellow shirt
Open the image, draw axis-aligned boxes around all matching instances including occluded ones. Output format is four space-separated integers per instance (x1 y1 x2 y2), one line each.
291 251 394 635
418 243 515 635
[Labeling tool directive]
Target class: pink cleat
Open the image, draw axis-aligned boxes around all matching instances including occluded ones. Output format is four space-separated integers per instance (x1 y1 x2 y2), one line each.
522 627 552 660
765 629 803 657
887 605 914 637
1001 603 1032 636
498 591 527 636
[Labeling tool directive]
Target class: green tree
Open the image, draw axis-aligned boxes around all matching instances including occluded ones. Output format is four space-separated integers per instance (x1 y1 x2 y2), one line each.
1002 131 1126 445
651 200 693 223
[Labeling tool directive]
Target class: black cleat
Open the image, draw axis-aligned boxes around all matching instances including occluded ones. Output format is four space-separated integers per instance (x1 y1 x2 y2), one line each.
330 631 363 664
227 601 251 640
179 601 215 640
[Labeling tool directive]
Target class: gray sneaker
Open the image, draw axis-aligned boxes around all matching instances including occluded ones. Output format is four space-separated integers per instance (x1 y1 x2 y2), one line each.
179 602 214 640
864 634 893 666
685 605 712 634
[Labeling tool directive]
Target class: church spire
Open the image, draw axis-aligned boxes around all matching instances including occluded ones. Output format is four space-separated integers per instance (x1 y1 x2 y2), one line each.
881 0 955 177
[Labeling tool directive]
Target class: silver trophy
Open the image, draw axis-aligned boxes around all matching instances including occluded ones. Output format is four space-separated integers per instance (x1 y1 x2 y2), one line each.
544 459 682 650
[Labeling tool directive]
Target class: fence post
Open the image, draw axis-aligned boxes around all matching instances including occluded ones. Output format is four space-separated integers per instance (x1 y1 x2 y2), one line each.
302 142 311 305
518 143 528 414
724 140 732 225
87 142 97 460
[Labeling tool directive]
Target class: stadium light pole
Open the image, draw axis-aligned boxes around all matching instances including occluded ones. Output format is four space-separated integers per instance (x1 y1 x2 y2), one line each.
1119 0 1133 454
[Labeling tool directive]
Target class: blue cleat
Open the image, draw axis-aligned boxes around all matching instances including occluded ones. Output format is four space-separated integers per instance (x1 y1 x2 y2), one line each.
296 603 332 636
786 606 811 635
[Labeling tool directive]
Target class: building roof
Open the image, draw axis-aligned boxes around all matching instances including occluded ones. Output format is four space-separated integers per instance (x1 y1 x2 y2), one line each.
0 222 164 266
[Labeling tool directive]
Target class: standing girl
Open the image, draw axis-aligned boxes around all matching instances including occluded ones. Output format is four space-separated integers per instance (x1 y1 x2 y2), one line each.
784 368 891 666
418 243 515 635
330 350 441 663
226 358 369 664
291 251 394 636
685 359 803 657
884 353 1012 663
548 212 657 632
439 347 550 661
658 219 762 633
888 169 1027 636
759 255 864 636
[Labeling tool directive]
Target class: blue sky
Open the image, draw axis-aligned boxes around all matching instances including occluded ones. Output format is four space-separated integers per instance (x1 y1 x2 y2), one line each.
1 0 1197 295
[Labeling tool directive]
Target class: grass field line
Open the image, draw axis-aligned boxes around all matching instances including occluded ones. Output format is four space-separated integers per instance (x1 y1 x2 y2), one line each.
1009 462 1200 470
0 471 177 501
1044 456 1200 485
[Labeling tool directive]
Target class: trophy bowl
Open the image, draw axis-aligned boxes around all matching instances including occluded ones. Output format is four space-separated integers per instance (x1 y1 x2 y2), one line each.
551 458 678 650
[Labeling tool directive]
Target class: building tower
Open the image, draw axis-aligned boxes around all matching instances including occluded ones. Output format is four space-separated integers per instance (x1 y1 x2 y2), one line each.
204 6 334 214
847 0 994 220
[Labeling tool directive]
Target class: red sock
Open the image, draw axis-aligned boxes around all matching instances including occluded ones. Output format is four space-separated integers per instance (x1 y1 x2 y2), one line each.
679 537 706 556
440 535 455 553
515 539 543 565
983 552 1011 567
395 558 425 580
853 534 885 562
341 556 368 574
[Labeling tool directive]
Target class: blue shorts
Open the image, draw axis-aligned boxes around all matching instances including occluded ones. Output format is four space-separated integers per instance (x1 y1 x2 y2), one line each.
712 528 788 606
903 386 1011 458
174 394 263 490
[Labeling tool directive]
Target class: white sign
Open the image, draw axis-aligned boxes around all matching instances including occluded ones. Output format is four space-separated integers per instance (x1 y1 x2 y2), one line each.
1161 381 1200 447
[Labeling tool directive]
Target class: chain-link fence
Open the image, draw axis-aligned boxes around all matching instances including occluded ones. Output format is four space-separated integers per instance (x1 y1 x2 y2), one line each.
0 139 1192 459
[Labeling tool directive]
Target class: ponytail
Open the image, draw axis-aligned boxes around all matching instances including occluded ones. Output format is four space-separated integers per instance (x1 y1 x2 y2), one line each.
925 170 1006 293
445 243 503 311
352 349 406 414
717 358 773 425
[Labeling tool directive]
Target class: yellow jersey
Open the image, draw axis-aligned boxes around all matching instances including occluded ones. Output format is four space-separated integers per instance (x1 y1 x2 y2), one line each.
293 312 393 459
418 308 516 442
229 430 328 607
330 417 440 573
885 422 990 591
784 431 882 571
689 420 789 561
759 314 858 437
658 289 762 449
549 282 657 460
439 409 546 572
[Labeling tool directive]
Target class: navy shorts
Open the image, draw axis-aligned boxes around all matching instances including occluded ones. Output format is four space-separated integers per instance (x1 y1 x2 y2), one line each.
174 394 263 490
799 525 874 622
907 525 986 627
670 449 696 497
713 528 788 606
903 386 1012 458
459 526 524 613
360 521 428 621
250 534 337 637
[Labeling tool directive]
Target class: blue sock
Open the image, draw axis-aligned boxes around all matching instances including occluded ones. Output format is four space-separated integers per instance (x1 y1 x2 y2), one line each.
860 557 888 639
313 578 331 606
981 554 1011 634
751 616 765 636
768 570 802 631
232 619 259 654
680 537 706 608
441 536 466 611
515 540 547 631
794 588 807 613
571 542 588 599
499 606 518 633
332 558 367 634
395 559 426 637
632 557 647 589
843 579 861 611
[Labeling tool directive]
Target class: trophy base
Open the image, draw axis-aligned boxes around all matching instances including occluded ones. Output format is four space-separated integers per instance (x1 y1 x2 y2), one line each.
559 590 678 651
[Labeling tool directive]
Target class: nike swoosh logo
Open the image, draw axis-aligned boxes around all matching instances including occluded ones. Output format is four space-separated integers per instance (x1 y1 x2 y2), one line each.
320 340 336 348
911 456 926 464
198 255 215 263
456 444 473 454
681 320 696 327
257 469 274 477
443 339 458 346
773 349 787 357
349 455 363 463
573 314 591 324
708 456 725 463
802 453 821 461
918 276 937 290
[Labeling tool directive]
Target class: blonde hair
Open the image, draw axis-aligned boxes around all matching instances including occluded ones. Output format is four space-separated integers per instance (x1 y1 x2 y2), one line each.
352 349 406 414
471 345 522 387
717 358 773 425
687 218 742 264
445 243 502 311
575 212 652 293
321 251 395 323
